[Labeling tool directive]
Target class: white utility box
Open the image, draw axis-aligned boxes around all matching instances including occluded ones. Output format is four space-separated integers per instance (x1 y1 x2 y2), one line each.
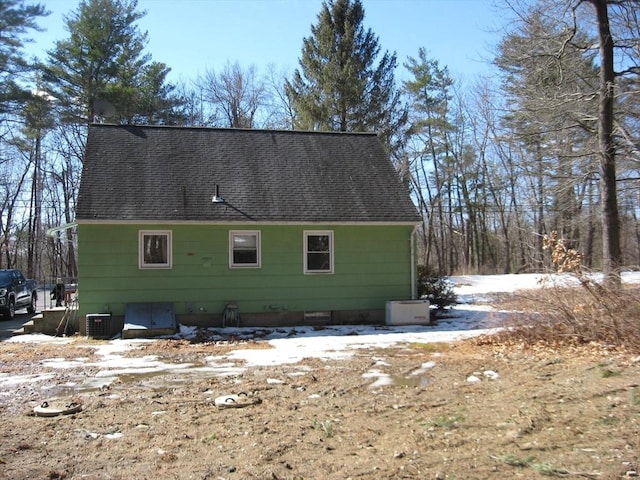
385 300 431 326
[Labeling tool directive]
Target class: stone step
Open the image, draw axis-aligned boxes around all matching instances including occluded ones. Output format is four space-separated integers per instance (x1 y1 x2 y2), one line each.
22 320 35 334
27 309 75 335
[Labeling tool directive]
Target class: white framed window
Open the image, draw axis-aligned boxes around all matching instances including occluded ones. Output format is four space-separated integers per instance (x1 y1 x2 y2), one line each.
229 230 261 268
304 230 334 274
139 230 172 269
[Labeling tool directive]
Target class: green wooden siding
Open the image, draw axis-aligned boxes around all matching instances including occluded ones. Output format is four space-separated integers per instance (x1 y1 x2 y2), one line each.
77 224 416 318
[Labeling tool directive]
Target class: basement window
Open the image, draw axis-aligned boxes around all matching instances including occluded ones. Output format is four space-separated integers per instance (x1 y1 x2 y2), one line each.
304 230 333 274
139 230 172 269
230 231 261 268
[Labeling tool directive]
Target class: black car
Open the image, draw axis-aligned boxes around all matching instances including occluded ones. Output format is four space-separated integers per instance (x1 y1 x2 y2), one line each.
0 269 38 319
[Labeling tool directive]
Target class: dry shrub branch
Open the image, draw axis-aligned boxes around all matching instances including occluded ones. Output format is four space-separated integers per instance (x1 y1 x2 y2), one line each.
478 232 640 353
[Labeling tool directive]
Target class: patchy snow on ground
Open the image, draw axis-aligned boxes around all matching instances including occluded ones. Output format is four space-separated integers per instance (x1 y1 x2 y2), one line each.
2 272 639 393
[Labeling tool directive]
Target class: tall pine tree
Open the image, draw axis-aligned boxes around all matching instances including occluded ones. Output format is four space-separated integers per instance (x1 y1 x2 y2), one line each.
43 0 180 125
285 0 405 155
0 0 47 119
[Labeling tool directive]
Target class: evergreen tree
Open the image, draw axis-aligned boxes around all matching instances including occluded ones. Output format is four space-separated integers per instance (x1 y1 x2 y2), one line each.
43 0 179 124
0 0 47 119
285 0 405 154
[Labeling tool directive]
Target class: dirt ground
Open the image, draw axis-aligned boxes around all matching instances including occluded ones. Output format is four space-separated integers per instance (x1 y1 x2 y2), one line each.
1 317 639 479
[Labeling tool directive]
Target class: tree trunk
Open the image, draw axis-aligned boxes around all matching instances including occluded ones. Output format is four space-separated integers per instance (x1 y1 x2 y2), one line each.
27 134 43 280
588 0 622 287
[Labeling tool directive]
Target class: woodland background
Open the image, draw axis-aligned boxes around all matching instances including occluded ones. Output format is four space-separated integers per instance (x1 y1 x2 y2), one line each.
0 0 638 285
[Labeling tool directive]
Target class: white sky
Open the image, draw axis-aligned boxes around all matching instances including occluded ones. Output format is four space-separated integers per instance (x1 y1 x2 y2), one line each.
24 0 508 84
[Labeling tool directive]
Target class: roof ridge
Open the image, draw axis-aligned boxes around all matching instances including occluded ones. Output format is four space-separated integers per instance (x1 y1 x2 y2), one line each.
89 123 379 137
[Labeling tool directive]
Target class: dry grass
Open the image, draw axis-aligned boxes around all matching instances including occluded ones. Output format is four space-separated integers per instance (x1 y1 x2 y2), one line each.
476 283 640 354
474 232 640 354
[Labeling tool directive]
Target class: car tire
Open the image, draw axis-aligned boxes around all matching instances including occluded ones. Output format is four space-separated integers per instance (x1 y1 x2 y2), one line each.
2 300 15 320
27 294 36 314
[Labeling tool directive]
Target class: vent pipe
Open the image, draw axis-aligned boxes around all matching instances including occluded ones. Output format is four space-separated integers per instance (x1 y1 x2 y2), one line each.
212 184 224 203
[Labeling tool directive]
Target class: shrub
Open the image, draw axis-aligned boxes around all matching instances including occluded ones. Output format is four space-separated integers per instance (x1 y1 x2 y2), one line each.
417 265 457 312
475 231 640 353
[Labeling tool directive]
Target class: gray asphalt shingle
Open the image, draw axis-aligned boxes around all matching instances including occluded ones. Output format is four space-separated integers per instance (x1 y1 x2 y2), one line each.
77 124 420 224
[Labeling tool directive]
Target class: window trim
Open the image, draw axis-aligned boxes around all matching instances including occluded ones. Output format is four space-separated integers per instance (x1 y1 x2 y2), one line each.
303 230 334 274
229 230 261 268
138 230 173 269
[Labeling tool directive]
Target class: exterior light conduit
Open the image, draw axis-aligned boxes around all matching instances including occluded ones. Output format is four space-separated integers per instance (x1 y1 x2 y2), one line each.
212 184 224 203
46 222 78 237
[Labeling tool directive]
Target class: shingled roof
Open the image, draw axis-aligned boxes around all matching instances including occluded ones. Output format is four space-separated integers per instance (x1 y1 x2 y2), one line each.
76 124 420 224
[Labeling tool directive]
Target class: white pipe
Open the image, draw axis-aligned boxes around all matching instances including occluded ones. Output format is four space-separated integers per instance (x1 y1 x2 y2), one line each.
46 222 78 237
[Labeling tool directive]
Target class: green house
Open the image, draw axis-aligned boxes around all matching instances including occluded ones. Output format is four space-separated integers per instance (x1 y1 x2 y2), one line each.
76 124 421 333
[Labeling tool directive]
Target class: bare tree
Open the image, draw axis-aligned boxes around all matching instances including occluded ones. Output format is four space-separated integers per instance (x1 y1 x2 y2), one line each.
495 1 627 276
263 64 296 129
198 61 267 128
0 141 30 268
